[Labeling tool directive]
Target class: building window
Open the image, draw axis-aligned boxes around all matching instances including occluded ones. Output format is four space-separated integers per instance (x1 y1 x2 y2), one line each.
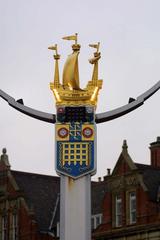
2 215 7 240
129 192 136 224
91 214 102 230
115 195 122 227
12 214 18 240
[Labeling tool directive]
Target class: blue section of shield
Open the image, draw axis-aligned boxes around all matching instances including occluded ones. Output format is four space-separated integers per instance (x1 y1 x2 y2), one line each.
56 122 96 178
56 141 95 178
69 122 82 141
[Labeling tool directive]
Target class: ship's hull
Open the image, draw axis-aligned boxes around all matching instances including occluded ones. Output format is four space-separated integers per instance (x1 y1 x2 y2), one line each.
50 81 102 106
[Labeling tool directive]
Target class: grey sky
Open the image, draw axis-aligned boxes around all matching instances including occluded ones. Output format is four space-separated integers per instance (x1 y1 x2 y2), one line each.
0 0 160 179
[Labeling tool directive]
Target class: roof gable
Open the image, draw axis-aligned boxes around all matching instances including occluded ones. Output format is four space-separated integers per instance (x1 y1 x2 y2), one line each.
0 150 20 195
112 140 137 176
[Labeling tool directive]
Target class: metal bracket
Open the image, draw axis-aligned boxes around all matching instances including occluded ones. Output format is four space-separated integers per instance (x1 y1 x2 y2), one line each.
0 80 160 124
95 80 160 123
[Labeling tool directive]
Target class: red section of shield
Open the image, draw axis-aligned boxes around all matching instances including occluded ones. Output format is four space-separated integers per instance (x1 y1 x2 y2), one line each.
82 127 93 138
58 127 69 138
57 107 65 113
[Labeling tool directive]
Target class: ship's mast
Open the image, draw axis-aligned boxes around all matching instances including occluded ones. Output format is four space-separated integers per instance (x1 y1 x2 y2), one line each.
48 44 60 88
89 42 101 86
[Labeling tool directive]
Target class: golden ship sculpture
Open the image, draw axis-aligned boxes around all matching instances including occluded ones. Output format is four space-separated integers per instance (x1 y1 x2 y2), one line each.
49 33 103 107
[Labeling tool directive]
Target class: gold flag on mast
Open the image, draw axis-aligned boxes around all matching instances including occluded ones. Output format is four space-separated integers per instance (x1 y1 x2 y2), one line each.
62 35 76 40
48 45 56 50
89 44 98 48
48 44 58 55
62 33 78 44
89 42 100 52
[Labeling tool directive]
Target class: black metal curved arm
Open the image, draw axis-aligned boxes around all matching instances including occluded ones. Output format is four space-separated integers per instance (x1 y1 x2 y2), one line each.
0 80 160 124
0 89 56 123
95 80 160 123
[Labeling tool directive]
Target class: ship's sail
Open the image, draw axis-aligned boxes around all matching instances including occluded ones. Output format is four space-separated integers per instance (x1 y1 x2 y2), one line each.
62 52 81 90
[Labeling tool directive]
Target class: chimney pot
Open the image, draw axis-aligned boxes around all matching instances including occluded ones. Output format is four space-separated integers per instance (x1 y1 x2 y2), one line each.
107 168 111 175
157 136 160 142
98 177 101 182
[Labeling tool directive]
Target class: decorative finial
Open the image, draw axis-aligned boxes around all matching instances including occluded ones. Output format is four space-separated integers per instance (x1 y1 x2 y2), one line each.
122 140 128 152
62 33 80 52
1 148 10 168
2 148 7 154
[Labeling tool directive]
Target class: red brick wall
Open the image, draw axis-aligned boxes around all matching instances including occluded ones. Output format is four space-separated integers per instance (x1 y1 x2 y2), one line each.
102 192 112 228
0 164 54 240
114 161 131 175
102 183 159 232
18 203 38 240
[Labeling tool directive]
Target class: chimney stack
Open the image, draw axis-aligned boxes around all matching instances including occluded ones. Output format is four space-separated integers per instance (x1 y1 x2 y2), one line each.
98 177 101 182
150 137 160 168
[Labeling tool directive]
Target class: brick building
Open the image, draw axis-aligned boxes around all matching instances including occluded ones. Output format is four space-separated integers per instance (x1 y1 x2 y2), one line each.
0 148 107 239
0 137 160 239
93 137 160 240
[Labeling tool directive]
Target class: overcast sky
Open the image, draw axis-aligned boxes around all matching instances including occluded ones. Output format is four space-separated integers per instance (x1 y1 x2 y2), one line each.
0 0 160 180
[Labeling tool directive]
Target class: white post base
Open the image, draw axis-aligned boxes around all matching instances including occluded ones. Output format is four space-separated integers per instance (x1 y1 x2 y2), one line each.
60 175 91 240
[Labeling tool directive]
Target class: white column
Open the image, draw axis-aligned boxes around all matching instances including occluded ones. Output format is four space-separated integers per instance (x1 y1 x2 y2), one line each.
60 175 91 240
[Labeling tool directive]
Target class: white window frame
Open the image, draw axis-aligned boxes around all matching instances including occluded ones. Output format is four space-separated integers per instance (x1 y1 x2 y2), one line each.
129 192 136 224
115 195 122 227
12 214 18 240
2 215 7 240
91 214 102 230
